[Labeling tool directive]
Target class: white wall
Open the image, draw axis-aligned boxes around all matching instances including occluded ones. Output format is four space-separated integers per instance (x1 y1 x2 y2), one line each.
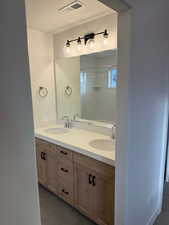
55 57 81 119
0 1 41 225
108 1 169 225
54 14 117 58
27 29 56 128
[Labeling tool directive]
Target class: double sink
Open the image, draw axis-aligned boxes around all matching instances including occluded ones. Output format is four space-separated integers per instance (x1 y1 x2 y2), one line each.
45 127 115 152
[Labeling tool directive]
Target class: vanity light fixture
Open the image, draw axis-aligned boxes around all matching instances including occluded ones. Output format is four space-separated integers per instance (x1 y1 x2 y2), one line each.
65 29 109 53
84 33 95 50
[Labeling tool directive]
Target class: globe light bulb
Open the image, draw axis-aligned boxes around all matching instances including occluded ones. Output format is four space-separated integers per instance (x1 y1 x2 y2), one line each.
103 37 108 45
77 37 82 52
66 46 70 53
88 38 95 50
65 40 71 54
103 29 109 45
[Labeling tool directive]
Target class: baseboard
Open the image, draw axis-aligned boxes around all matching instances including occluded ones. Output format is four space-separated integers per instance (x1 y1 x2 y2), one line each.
146 208 161 225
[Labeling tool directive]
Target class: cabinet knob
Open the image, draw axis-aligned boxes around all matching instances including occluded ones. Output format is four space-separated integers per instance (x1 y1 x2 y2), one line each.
89 174 92 184
62 189 69 195
61 168 68 173
40 152 44 160
60 150 68 155
40 152 47 160
43 153 47 160
92 176 96 186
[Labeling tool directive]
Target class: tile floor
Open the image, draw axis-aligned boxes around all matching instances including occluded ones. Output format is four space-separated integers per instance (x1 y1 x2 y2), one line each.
154 183 169 225
39 185 96 225
39 183 169 225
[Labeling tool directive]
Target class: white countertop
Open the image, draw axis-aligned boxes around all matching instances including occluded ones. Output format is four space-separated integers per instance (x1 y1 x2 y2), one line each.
35 125 115 167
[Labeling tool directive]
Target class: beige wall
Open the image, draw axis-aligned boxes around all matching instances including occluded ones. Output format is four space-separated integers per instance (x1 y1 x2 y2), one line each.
55 57 81 119
27 29 56 128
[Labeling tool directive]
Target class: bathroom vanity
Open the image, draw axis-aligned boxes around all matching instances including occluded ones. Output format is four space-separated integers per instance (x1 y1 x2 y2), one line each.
35 126 115 225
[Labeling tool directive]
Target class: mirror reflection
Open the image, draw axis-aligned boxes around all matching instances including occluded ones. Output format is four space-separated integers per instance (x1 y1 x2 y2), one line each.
55 50 117 124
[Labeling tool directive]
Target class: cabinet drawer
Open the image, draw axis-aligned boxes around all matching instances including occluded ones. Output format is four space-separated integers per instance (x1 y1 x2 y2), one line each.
58 177 74 205
74 152 115 178
58 159 73 181
57 146 73 161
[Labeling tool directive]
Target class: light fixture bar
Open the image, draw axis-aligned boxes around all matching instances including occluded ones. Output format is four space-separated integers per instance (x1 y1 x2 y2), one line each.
66 29 108 45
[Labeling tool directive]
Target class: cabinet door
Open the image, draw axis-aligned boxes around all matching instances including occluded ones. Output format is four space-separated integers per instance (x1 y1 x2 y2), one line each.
36 141 48 186
74 163 94 219
94 173 115 225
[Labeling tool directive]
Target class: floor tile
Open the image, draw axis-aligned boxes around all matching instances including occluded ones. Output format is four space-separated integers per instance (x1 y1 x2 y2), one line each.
39 185 96 225
154 183 169 225
154 212 169 225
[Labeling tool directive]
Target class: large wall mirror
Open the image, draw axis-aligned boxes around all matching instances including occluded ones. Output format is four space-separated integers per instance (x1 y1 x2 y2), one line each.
55 49 117 124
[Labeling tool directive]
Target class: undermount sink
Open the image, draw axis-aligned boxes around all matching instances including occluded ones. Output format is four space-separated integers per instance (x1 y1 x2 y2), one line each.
45 127 70 135
89 139 115 151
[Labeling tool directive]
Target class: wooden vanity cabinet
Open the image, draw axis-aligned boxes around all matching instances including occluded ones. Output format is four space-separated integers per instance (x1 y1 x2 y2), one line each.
74 168 114 225
74 153 115 225
36 139 58 193
74 163 95 219
93 172 115 225
35 138 115 225
35 138 74 204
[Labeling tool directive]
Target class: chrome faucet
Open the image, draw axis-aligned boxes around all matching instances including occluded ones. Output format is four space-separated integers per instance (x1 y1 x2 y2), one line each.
63 116 72 128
